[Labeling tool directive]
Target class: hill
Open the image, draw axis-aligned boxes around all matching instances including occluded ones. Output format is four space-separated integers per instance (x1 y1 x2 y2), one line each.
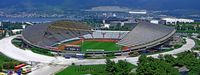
0 0 199 11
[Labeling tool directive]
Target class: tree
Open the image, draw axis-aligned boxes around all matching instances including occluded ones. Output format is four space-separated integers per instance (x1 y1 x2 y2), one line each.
105 59 135 75
2 62 17 69
116 60 131 75
105 59 117 75
0 65 2 72
138 55 147 63
176 51 200 75
164 55 177 65
136 55 179 75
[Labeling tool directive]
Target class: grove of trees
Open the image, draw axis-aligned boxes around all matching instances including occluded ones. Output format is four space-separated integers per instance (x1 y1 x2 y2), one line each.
105 59 135 75
136 51 200 75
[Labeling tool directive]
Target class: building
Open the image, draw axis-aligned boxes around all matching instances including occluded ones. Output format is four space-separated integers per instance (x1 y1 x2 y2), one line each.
102 17 128 28
150 20 159 24
12 29 23 34
102 17 136 28
162 18 194 25
128 11 147 14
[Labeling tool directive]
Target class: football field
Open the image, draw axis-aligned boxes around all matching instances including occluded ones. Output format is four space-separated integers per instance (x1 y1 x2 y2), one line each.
80 41 121 52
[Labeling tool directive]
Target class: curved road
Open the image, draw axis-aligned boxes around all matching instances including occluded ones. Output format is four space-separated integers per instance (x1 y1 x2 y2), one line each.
0 35 196 65
0 35 195 75
0 35 57 63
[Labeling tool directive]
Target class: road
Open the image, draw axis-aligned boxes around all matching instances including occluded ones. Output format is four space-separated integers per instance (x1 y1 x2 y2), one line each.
28 64 67 75
0 35 56 63
0 35 196 75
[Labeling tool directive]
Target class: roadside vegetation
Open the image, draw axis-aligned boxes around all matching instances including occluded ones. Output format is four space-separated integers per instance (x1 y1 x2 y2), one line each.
192 36 200 51
145 45 183 55
0 30 6 39
0 54 22 72
11 38 54 56
168 22 200 33
29 47 54 56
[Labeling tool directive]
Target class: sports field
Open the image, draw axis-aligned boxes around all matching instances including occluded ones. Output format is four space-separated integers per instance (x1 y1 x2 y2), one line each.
80 41 121 52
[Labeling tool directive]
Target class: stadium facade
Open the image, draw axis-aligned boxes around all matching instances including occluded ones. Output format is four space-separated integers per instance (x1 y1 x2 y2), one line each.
22 20 176 54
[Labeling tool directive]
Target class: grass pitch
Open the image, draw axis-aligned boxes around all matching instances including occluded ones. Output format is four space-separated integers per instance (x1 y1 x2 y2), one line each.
80 41 121 52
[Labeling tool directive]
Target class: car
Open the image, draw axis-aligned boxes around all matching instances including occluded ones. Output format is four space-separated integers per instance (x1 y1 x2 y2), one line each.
21 65 32 74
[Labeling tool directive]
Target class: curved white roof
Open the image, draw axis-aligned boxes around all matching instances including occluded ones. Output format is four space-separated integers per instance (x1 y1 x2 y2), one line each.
118 22 176 48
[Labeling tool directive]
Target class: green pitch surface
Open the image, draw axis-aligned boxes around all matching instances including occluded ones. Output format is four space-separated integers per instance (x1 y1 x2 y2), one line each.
80 41 121 52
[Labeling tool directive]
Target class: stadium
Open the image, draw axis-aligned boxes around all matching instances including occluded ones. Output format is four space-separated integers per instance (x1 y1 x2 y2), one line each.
21 20 176 54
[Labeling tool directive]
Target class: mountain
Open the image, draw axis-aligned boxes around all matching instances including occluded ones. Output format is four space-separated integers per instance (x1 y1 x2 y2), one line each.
0 0 199 11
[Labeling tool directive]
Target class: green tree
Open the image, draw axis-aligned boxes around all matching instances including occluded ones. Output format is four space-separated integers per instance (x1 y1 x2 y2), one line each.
116 60 131 75
164 55 177 65
136 56 179 75
105 59 117 75
176 51 200 75
138 55 147 63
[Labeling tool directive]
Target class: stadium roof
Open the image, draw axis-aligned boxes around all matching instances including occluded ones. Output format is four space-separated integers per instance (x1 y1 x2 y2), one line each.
22 20 92 47
117 22 176 48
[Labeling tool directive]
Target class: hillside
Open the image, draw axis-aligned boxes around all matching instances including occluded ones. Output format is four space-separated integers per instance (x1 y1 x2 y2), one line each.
0 0 199 11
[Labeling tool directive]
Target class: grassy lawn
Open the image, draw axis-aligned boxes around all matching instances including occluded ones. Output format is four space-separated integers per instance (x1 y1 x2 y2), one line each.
0 54 22 71
144 48 174 55
56 65 107 75
145 44 184 55
56 64 136 75
11 39 23 48
11 38 54 56
80 41 121 52
29 47 54 56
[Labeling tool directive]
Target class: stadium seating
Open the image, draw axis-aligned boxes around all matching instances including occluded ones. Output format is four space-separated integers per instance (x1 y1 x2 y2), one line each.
22 21 175 52
22 21 92 47
83 30 129 39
